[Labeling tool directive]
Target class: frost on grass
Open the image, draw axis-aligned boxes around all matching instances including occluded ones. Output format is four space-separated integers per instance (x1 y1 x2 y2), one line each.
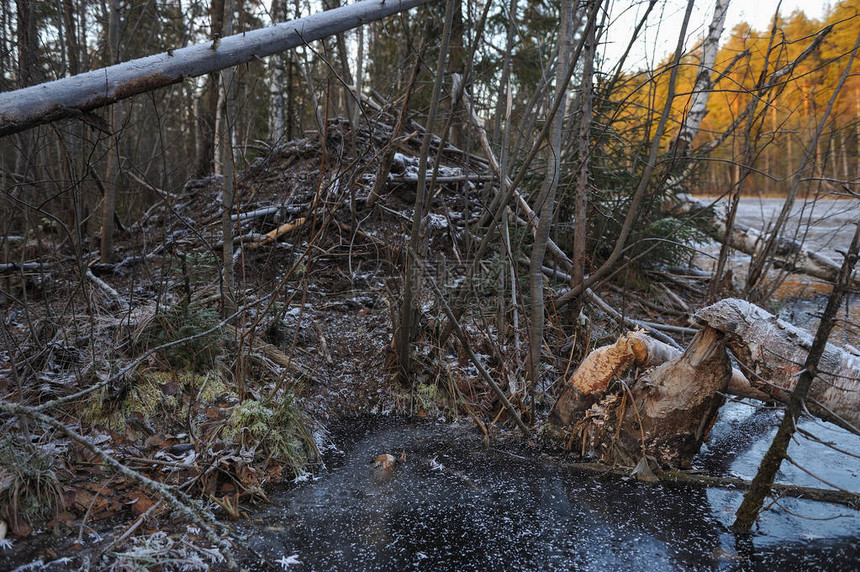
108 532 225 571
276 554 302 569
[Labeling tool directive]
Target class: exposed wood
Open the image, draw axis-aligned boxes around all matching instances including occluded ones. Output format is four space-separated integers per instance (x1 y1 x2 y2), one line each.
550 330 769 428
695 298 860 434
0 0 436 137
616 327 731 468
245 217 307 250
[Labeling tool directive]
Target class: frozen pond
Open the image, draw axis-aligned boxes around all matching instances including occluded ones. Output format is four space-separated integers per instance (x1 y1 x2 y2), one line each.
695 196 860 262
239 417 859 571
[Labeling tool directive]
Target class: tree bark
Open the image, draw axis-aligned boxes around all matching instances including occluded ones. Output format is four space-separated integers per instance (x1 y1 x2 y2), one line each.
395 0 455 382
672 0 730 156
220 0 237 316
195 0 225 176
571 3 596 292
100 0 121 264
617 327 731 469
695 298 860 434
528 0 573 388
0 0 437 138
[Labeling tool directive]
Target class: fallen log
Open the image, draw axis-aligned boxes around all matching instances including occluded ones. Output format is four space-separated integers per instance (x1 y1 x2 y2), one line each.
0 0 436 137
695 298 860 434
667 194 859 288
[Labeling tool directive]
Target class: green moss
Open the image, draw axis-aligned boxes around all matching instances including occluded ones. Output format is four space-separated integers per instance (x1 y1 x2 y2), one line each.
224 394 316 475
82 373 176 432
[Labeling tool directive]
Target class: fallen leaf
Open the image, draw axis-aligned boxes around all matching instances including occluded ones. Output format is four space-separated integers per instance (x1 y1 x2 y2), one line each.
144 434 164 450
373 454 397 471
130 494 156 516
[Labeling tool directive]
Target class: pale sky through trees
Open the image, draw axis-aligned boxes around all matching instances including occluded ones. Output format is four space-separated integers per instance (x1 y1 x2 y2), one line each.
602 0 828 70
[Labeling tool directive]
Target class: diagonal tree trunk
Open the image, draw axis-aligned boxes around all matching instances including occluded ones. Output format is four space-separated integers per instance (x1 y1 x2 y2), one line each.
0 0 437 138
671 0 730 158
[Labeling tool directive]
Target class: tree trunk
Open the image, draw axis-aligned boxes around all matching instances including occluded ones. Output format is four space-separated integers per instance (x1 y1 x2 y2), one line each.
672 0 730 156
528 0 573 388
323 0 355 122
100 0 121 264
14 0 38 180
220 0 236 316
194 0 225 176
395 0 455 382
696 298 860 434
268 0 286 143
549 330 766 428
571 3 596 292
618 327 731 469
0 0 436 138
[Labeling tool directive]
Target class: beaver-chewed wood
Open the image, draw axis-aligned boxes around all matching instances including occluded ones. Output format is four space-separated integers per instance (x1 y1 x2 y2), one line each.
695 298 860 434
549 330 765 428
617 326 731 468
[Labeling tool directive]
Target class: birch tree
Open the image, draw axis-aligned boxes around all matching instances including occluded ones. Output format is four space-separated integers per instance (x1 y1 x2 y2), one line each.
0 0 437 137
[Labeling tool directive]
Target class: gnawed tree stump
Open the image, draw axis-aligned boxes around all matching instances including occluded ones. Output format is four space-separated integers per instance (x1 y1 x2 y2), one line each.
549 297 860 471
550 330 766 428
615 327 731 469
550 328 732 469
696 298 860 434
